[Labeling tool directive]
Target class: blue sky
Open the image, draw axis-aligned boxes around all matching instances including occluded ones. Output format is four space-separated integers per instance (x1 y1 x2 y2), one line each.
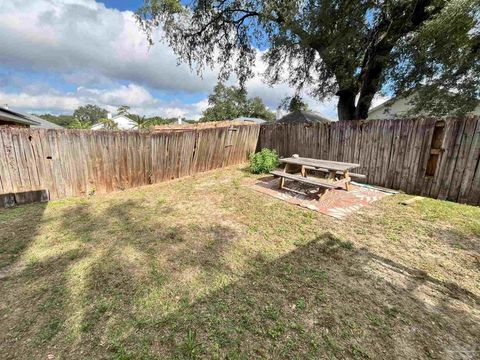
0 0 344 119
102 1 143 11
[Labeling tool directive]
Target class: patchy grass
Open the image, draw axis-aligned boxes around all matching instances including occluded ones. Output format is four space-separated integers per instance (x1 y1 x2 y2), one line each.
0 166 479 359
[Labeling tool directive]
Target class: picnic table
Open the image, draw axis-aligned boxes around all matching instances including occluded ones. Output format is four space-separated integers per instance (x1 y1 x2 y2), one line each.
270 156 363 200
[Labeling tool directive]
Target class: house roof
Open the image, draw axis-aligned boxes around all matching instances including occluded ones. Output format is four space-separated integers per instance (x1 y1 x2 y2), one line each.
368 99 394 114
27 114 64 129
368 91 480 119
276 110 333 124
0 107 40 126
0 107 64 128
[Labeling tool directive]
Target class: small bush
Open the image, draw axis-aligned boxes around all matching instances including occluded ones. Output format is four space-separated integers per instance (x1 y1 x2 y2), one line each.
249 148 279 174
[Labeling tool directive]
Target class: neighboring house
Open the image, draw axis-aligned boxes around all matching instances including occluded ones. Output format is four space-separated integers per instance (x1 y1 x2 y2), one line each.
368 94 480 119
276 110 333 124
91 113 136 130
0 106 39 127
232 117 267 124
0 106 63 129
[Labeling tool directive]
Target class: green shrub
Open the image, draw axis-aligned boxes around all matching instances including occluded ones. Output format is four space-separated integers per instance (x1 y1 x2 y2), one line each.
249 148 280 174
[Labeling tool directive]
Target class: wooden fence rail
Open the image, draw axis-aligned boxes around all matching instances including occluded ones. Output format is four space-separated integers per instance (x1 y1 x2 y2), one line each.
258 117 480 205
0 125 260 201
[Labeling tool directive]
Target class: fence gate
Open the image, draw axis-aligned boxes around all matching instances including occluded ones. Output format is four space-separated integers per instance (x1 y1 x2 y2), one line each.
223 126 239 167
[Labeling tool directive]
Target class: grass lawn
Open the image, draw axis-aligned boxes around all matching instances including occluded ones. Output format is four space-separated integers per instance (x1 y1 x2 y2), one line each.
1 167 479 359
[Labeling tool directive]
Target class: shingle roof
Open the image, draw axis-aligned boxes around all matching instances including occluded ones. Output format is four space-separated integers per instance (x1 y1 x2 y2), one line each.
0 107 40 126
27 114 64 129
0 107 64 128
276 110 333 124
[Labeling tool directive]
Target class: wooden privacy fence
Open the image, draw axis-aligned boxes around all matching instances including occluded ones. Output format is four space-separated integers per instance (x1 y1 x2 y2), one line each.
258 117 480 205
1 117 479 205
0 124 260 200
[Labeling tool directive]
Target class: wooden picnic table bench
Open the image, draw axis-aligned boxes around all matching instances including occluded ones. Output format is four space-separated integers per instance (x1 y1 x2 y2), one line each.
270 156 362 200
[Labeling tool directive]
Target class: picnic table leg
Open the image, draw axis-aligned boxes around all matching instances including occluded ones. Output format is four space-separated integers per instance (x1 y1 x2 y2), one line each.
328 170 336 181
279 163 289 189
300 165 306 177
344 170 351 191
317 188 329 201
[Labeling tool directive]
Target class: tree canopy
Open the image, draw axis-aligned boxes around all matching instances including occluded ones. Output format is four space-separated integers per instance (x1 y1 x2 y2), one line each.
136 0 480 120
117 105 131 117
96 118 119 130
281 95 310 112
73 104 108 124
38 114 76 127
68 119 93 129
39 105 108 128
200 82 274 122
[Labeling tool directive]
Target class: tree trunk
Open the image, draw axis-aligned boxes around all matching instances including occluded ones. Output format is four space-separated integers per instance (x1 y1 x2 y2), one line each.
354 29 393 119
348 0 436 120
336 89 356 120
355 67 383 120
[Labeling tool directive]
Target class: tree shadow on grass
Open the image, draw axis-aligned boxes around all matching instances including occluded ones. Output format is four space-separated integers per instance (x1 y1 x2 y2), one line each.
434 226 480 254
2 199 479 359
72 200 241 358
367 252 480 305
0 248 86 360
99 199 240 271
136 233 479 360
0 202 79 360
0 203 47 273
0 198 242 359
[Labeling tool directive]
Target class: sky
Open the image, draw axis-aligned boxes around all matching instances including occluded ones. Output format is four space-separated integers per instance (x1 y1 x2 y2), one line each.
0 0 382 120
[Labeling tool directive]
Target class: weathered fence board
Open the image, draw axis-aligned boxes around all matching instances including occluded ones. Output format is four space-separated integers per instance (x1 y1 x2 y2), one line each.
258 117 480 205
0 125 260 201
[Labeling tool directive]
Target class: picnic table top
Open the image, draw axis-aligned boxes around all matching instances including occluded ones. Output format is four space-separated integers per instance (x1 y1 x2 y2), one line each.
279 157 360 172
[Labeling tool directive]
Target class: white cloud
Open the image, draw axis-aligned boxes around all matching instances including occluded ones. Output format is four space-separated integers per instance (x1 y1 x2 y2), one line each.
0 0 338 119
0 90 82 112
0 84 208 120
0 0 217 93
126 98 208 120
77 84 155 107
1 84 159 113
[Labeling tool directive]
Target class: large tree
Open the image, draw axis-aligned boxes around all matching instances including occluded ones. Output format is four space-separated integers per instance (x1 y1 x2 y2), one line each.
73 104 108 124
136 0 479 120
201 82 274 121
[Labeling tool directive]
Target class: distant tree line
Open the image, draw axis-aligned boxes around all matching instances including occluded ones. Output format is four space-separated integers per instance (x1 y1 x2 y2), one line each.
200 82 275 122
200 82 314 122
38 86 309 128
38 104 183 129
